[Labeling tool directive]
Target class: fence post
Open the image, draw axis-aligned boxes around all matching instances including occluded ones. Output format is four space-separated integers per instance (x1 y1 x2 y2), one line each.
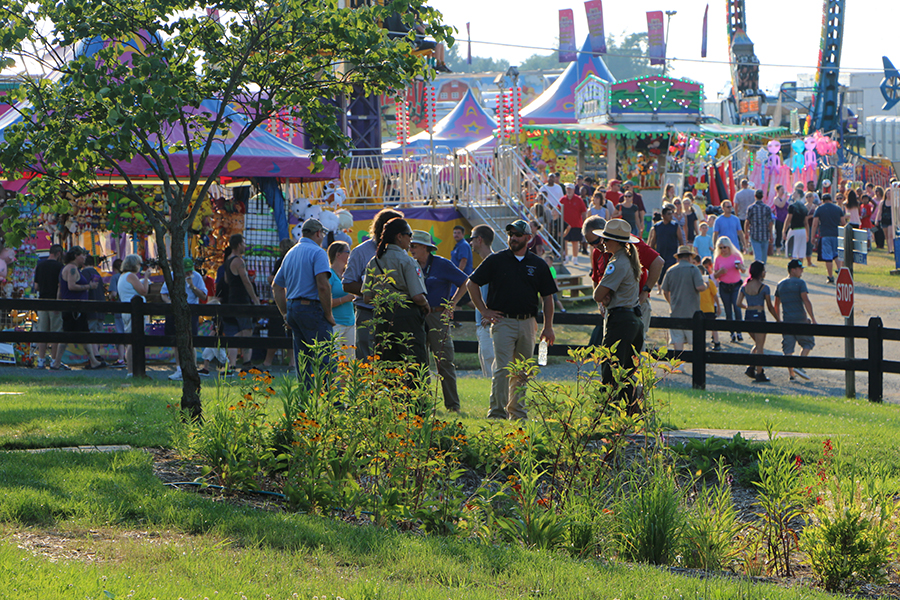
868 316 884 403
131 297 146 378
692 311 706 390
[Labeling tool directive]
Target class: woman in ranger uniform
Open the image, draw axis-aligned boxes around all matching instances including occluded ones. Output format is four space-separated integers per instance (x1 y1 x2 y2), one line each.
591 219 644 411
363 217 430 364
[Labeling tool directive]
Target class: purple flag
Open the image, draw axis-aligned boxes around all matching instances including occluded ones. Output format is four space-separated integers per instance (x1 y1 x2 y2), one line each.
466 22 472 65
701 5 708 58
584 0 607 55
647 11 665 66
559 9 576 63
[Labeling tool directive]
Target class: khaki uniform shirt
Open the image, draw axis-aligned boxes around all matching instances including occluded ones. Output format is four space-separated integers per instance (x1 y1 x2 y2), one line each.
599 247 640 310
363 244 426 302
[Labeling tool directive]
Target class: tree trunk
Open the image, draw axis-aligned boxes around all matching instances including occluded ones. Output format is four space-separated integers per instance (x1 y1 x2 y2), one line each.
166 223 203 420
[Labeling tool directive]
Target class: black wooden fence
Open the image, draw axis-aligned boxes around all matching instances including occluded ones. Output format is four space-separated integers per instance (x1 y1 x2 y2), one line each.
0 299 895 402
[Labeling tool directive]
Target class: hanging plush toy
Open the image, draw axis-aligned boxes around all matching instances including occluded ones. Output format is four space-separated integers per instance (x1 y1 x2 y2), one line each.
765 140 782 170
697 140 708 160
790 139 805 172
336 209 354 232
318 210 340 234
290 198 307 219
815 132 832 156
764 139 785 203
706 139 720 161
321 180 346 210
804 135 818 168
686 137 700 158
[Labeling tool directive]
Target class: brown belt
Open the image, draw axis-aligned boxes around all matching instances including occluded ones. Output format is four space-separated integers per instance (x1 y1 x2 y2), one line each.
289 298 319 305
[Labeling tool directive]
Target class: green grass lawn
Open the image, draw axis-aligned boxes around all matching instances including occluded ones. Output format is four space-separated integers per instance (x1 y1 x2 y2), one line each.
764 243 900 291
2 374 899 599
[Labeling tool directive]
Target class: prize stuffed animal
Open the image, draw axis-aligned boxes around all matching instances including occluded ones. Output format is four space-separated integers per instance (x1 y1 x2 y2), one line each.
790 139 805 172
804 135 818 168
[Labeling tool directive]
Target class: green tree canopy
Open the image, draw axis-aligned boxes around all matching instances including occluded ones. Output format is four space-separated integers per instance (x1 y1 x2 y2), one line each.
603 32 663 81
444 44 509 73
0 0 451 416
507 33 663 80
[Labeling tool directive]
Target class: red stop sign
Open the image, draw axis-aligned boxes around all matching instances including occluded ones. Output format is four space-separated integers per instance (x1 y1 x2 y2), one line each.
836 267 854 318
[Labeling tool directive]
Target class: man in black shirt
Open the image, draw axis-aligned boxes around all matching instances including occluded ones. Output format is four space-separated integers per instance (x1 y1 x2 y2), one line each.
466 220 558 420
33 244 64 368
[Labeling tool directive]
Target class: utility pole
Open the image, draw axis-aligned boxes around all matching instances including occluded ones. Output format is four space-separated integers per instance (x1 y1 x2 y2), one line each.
663 10 677 76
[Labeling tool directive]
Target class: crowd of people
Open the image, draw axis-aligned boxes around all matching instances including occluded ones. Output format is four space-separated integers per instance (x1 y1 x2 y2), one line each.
29 173 897 414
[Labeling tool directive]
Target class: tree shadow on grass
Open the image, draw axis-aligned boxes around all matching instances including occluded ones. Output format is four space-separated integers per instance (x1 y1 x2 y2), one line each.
0 449 524 569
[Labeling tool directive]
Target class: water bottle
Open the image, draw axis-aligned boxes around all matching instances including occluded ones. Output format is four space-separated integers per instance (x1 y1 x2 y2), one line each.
538 339 548 366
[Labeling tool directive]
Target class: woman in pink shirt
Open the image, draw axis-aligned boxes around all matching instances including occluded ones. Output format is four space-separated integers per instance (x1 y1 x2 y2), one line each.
713 237 747 343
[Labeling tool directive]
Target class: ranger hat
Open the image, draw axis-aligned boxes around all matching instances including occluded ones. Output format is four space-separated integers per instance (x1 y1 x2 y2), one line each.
410 230 437 249
593 218 639 244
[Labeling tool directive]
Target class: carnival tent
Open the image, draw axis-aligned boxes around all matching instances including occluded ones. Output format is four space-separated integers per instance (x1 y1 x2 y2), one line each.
458 36 616 154
382 88 497 156
519 36 615 126
0 32 339 181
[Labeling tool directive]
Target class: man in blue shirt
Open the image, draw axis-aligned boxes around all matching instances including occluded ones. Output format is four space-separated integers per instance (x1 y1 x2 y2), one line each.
450 225 473 275
712 200 744 251
272 219 335 381
774 259 817 381
810 193 846 284
409 230 468 413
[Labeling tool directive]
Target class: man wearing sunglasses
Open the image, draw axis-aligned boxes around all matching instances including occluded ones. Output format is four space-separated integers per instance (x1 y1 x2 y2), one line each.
466 220 557 421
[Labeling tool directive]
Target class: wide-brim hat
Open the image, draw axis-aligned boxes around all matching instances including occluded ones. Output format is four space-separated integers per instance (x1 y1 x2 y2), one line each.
675 244 696 258
410 230 437 249
593 218 639 244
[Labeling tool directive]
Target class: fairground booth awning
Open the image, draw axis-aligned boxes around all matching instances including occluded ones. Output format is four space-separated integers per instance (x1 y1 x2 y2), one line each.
524 74 787 140
522 120 787 139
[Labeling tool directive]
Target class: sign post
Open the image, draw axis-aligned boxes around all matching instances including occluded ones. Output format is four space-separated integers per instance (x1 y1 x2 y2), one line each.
838 227 855 398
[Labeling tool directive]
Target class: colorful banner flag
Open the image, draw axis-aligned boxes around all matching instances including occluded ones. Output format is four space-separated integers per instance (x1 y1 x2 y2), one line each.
701 5 708 58
559 9 577 63
647 11 665 66
584 0 607 55
466 22 472 65
206 7 220 22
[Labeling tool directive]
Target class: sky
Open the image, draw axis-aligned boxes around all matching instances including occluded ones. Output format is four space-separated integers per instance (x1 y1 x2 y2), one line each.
429 0 894 99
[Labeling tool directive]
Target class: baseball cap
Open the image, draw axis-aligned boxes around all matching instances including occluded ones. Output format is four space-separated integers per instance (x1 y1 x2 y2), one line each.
183 257 195 270
301 218 325 233
787 259 804 271
505 219 529 235
565 182 576 189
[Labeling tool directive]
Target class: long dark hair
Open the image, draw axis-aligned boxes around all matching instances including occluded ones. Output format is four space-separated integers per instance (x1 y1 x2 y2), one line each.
376 218 410 259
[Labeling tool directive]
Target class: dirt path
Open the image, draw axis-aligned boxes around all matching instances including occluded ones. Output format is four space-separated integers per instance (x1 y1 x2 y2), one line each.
463 262 900 404
643 266 900 404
